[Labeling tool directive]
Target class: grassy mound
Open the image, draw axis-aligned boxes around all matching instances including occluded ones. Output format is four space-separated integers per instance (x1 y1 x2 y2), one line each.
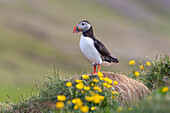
0 72 169 113
0 54 169 113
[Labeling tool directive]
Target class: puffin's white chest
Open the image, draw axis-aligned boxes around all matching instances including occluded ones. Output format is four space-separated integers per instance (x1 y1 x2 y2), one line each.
79 35 102 65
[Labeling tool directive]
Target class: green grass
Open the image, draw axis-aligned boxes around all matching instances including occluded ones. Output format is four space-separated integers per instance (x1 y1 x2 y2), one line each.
0 85 34 103
0 54 169 112
1 70 169 113
127 54 170 91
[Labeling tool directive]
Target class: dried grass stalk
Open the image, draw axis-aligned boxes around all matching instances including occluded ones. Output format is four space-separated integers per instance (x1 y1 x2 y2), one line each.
102 71 151 105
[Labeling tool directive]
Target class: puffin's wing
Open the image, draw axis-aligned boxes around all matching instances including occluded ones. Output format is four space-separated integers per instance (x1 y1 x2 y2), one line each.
94 38 119 63
94 39 110 56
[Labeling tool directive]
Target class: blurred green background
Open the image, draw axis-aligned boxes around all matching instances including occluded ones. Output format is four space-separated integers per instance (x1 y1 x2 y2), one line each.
0 0 170 102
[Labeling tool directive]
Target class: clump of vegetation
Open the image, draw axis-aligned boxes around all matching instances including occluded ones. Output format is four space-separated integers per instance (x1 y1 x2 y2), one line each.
144 54 170 90
128 54 170 91
40 71 120 113
1 54 169 113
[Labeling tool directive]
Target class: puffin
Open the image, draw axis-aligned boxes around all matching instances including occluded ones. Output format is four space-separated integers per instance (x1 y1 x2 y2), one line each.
73 20 119 75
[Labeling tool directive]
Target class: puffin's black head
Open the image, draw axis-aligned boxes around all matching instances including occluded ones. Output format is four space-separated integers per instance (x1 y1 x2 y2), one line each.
73 20 92 33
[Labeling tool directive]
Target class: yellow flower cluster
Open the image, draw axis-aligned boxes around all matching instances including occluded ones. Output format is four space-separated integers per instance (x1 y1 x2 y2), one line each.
93 86 100 90
84 86 90 91
114 81 118 85
162 87 168 93
91 107 96 111
129 60 135 65
117 107 122 112
76 83 84 89
56 95 66 109
72 98 83 107
72 98 89 112
146 61 151 66
134 71 140 77
56 102 64 109
75 79 82 83
111 90 119 99
98 72 104 77
140 65 144 70
85 93 104 104
55 72 118 112
93 78 99 82
57 95 66 101
128 107 132 111
82 75 89 79
79 105 89 113
66 82 72 87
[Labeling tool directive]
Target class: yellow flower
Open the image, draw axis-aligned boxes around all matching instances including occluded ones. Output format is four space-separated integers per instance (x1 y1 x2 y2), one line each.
111 91 115 95
106 84 112 88
90 91 95 96
76 83 84 89
104 77 110 82
93 86 100 90
116 91 119 95
93 79 99 83
108 79 113 84
140 65 144 70
93 98 101 104
56 102 64 109
128 107 132 111
72 98 77 104
67 101 71 104
72 98 83 106
112 96 115 99
98 72 104 77
66 82 72 87
99 96 105 101
84 86 90 91
85 96 93 101
76 91 78 94
75 79 82 83
103 82 108 87
147 96 152 100
98 89 102 92
91 94 105 104
74 105 78 110
82 75 89 79
139 60 142 63
81 90 85 93
162 87 168 93
134 71 140 77
77 100 83 106
117 107 122 112
129 60 135 65
91 107 96 111
146 61 151 66
114 81 118 85
99 77 104 80
79 105 89 113
91 83 94 86
57 95 66 101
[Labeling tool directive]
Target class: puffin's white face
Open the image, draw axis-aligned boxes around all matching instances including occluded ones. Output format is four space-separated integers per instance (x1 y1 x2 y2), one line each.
73 21 91 33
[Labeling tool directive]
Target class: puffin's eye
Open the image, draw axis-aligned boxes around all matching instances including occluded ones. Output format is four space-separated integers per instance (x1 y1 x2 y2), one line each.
82 23 85 26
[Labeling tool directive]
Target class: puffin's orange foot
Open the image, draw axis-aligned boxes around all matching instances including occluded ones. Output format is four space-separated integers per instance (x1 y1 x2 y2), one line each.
91 72 98 75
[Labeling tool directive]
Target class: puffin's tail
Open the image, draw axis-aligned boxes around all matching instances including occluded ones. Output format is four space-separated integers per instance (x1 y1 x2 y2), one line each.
102 54 119 66
109 54 119 63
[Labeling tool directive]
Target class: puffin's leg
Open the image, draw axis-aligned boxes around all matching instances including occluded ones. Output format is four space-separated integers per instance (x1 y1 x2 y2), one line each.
97 65 101 73
93 65 96 73
92 65 98 75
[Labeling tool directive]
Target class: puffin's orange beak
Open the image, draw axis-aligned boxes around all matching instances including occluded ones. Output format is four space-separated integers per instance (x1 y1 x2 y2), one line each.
73 25 81 33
